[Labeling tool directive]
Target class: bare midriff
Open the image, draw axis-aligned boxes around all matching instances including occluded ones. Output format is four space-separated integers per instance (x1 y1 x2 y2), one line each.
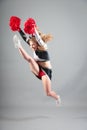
37 61 52 69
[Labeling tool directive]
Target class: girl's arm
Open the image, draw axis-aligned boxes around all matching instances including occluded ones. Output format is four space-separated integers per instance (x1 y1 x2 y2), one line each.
19 29 30 45
34 28 47 48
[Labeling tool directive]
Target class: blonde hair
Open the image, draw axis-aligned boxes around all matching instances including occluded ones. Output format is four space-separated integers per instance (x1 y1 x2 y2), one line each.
28 28 53 50
37 29 53 43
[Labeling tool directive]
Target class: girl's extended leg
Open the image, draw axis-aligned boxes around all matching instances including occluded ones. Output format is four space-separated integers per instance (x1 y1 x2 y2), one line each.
13 34 39 75
18 45 39 76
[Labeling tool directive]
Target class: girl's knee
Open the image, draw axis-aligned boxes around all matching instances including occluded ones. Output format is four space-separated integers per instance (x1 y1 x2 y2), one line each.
25 57 33 62
27 57 32 62
46 91 51 96
23 55 31 61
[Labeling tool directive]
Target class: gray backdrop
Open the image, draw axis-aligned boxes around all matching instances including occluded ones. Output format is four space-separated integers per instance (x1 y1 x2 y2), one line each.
0 0 87 130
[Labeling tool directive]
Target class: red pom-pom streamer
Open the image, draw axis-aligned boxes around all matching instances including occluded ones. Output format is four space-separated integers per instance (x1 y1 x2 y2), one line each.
9 16 21 31
24 18 37 34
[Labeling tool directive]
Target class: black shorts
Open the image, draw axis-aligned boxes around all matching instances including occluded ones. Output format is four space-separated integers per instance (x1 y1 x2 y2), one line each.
36 66 52 80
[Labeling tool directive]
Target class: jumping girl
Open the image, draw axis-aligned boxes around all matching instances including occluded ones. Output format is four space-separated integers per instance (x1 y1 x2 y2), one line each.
9 16 61 105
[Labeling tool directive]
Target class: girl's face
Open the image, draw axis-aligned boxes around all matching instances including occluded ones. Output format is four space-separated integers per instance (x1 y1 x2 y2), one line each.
29 40 38 51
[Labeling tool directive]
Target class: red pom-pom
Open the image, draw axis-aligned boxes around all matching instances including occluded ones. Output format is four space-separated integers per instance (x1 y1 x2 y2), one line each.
9 16 21 31
24 18 37 34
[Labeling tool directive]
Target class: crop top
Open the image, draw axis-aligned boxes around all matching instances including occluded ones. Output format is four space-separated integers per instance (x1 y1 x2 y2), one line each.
33 50 50 62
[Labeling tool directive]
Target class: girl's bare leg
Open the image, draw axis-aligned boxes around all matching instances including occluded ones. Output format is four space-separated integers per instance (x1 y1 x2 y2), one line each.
42 75 59 100
13 34 40 75
18 45 39 76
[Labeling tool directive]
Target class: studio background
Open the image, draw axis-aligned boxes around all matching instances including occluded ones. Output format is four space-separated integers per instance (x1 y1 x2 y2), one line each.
0 0 87 130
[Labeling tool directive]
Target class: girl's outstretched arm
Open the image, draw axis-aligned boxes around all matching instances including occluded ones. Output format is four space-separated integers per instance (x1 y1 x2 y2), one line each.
19 29 30 45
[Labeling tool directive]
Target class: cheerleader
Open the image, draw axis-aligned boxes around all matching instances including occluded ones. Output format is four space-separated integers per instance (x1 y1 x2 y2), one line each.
9 16 61 105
